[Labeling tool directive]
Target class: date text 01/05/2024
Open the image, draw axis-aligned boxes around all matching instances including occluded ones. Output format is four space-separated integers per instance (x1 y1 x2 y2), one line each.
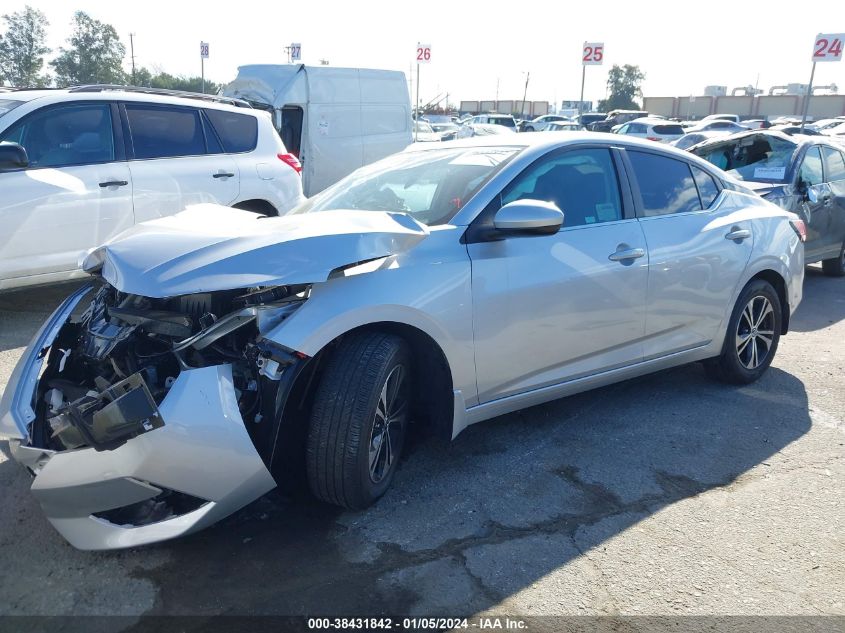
306 617 528 630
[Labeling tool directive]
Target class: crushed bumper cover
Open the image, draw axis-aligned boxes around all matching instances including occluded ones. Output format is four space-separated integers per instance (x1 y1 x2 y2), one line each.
0 288 276 550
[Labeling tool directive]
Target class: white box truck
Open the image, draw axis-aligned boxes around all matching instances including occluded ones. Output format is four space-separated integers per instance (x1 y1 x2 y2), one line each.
224 64 412 196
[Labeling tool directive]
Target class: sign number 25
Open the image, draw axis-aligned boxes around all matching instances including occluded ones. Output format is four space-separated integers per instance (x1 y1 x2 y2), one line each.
582 42 604 65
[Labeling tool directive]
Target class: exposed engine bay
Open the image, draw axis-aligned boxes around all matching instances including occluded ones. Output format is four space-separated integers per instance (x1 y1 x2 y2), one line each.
34 283 309 457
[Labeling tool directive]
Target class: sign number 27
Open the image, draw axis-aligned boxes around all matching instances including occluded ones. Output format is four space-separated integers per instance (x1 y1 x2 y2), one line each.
582 42 604 65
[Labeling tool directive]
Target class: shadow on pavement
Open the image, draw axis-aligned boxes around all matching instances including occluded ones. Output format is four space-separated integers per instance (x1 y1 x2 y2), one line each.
790 267 845 333
113 363 810 621
0 281 88 353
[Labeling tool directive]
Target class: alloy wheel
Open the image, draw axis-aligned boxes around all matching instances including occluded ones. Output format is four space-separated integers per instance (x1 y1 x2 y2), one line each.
368 365 408 484
735 296 775 370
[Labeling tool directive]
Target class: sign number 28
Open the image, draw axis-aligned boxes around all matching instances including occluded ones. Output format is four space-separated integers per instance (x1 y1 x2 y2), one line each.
582 42 604 65
812 33 845 62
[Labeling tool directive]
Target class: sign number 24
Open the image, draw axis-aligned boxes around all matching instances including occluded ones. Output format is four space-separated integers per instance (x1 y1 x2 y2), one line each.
812 34 845 62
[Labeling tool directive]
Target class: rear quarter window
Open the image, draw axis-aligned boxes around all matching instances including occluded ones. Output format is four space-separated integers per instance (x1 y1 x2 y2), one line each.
204 109 258 153
653 124 684 135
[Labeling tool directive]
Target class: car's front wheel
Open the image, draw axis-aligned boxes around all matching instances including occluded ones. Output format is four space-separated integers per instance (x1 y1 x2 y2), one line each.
306 332 410 509
705 279 782 384
821 241 845 277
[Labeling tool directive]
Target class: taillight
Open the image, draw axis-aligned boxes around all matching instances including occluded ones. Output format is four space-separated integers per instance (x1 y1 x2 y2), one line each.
278 153 302 174
646 136 661 142
789 218 807 243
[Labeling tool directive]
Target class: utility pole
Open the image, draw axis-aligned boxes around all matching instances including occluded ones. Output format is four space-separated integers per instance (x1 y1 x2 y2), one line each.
129 33 136 85
521 72 530 119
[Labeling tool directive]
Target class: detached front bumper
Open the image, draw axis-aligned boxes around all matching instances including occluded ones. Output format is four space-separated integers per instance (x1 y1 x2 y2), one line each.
0 288 276 550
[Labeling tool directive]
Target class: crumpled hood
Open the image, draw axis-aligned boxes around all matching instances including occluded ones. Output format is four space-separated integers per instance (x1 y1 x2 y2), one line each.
90 204 429 298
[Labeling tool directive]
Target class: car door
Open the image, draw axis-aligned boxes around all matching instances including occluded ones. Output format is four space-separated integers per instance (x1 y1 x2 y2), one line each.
624 149 753 358
0 101 133 282
795 145 829 260
467 146 648 403
122 103 240 223
820 145 845 258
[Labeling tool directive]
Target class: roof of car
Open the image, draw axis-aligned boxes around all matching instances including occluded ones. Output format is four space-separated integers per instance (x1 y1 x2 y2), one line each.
0 86 254 114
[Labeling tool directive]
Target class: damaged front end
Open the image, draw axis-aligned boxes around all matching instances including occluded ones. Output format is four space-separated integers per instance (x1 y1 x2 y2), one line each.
0 281 312 550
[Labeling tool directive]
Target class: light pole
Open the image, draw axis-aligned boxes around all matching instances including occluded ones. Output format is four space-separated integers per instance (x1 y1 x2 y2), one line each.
129 33 136 85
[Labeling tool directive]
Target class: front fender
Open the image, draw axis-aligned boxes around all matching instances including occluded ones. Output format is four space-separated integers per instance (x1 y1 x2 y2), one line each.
260 254 478 406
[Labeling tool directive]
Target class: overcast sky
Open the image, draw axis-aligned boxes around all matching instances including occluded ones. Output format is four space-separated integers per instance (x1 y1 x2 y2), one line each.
5 0 844 107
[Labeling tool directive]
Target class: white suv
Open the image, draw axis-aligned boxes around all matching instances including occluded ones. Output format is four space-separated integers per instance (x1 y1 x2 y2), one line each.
615 117 685 143
0 86 305 291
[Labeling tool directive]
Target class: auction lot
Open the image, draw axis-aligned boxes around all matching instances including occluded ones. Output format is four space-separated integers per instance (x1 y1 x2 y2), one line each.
0 270 843 625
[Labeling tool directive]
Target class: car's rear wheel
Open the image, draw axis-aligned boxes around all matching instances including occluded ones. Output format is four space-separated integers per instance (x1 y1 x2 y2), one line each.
821 241 845 277
306 332 410 509
705 279 782 384
523 126 534 132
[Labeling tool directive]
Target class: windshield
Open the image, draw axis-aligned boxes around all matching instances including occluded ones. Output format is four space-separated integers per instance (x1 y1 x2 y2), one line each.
431 123 458 132
290 146 521 225
0 99 24 118
415 121 434 134
693 135 797 183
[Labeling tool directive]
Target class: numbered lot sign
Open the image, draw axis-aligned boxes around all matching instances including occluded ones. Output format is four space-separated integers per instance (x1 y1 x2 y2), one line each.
812 34 844 62
291 43 301 61
200 42 209 58
416 44 432 64
582 42 604 65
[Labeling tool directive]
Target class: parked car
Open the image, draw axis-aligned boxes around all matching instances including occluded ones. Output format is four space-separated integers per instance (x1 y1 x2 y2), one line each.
413 120 443 142
614 118 685 143
546 122 585 132
589 110 649 132
691 130 845 275
769 125 823 137
577 112 607 128
700 113 741 124
0 86 305 292
0 133 804 550
457 123 517 138
685 120 748 134
741 119 772 130
810 117 845 132
224 64 412 196
469 113 517 129
673 130 732 150
823 121 845 137
430 122 461 141
520 114 570 132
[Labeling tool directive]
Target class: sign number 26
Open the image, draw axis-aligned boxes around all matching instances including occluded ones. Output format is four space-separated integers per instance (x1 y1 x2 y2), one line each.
416 44 431 63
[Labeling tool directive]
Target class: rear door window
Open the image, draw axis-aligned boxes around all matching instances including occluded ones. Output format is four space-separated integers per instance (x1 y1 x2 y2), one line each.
653 124 684 135
0 102 115 168
204 109 258 153
628 150 701 216
821 146 845 182
126 105 206 159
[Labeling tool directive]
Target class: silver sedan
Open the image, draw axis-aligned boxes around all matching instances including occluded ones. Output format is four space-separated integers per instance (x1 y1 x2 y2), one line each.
0 133 805 549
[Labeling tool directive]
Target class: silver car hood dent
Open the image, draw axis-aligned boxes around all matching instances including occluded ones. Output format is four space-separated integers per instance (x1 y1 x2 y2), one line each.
94 204 429 298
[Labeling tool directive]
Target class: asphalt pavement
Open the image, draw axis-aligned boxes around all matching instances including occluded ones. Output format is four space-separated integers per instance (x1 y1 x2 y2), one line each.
0 270 842 629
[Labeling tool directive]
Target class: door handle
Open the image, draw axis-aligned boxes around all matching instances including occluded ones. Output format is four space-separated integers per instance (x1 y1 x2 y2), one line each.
608 247 645 262
725 228 751 241
99 180 128 188
213 172 235 179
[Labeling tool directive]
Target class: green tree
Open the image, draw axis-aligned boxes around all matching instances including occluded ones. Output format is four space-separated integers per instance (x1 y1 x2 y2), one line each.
597 64 646 111
133 67 220 94
0 6 51 87
51 11 126 86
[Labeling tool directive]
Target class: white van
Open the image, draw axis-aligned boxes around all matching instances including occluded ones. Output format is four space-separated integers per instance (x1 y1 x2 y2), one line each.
224 64 412 196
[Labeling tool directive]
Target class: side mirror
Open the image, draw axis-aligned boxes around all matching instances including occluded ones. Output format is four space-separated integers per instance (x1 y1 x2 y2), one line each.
806 187 819 204
493 199 563 236
0 142 28 172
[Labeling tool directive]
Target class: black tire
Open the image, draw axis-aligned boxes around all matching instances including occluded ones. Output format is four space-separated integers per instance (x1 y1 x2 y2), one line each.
705 279 782 385
821 241 845 277
306 332 411 509
524 126 534 132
